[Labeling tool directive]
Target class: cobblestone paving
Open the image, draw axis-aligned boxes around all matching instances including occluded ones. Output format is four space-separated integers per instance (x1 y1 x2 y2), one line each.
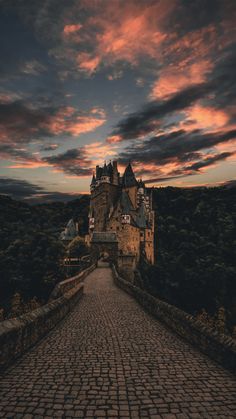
0 267 236 419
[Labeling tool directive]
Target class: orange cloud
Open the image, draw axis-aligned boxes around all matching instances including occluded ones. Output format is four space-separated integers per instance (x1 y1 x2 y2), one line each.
107 134 122 144
151 60 213 99
63 24 82 35
77 54 100 74
72 0 176 73
44 106 106 136
8 160 50 169
184 105 229 131
84 142 117 162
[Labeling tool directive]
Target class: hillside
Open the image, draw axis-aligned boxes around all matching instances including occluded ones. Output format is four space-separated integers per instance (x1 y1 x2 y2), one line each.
0 194 90 312
0 186 235 331
140 185 236 332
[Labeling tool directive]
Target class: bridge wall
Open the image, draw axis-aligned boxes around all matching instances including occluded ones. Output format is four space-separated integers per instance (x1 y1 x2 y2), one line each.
0 264 96 372
112 265 236 373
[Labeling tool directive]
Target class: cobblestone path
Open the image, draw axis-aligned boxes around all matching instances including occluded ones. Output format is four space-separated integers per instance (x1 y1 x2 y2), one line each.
0 267 236 419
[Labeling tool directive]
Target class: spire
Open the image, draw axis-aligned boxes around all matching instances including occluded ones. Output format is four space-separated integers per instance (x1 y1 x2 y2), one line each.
107 161 113 176
103 162 108 176
91 172 96 185
122 162 138 187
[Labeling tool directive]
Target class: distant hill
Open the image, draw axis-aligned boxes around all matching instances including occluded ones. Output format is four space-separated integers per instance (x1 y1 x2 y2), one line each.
0 194 90 244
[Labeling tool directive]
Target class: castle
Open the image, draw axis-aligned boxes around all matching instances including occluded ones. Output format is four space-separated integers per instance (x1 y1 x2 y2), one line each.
86 161 155 277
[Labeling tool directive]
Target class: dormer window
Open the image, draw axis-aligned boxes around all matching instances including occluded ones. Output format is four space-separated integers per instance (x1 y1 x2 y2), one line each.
121 214 131 224
89 217 95 229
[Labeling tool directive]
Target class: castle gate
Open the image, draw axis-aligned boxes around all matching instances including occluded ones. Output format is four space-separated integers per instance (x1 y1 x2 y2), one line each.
90 232 118 263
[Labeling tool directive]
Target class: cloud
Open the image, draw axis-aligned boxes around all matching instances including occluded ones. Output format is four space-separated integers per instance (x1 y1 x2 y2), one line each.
117 128 236 179
0 101 53 143
0 100 106 165
43 148 92 176
63 24 82 35
73 0 175 74
20 60 47 76
150 60 213 100
184 152 234 172
108 83 214 142
0 177 81 202
40 144 59 151
0 177 45 199
43 141 117 176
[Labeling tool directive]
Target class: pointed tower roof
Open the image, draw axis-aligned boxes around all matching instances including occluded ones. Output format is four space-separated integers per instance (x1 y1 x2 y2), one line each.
122 162 138 187
107 161 113 176
90 172 96 185
102 162 109 176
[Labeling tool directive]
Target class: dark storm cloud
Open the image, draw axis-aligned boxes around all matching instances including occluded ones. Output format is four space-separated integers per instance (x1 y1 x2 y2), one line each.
0 177 44 199
109 40 236 143
0 143 36 160
118 128 236 172
0 100 56 142
184 152 234 172
211 44 236 112
41 144 59 151
108 83 214 141
0 177 81 202
166 0 222 35
43 148 92 176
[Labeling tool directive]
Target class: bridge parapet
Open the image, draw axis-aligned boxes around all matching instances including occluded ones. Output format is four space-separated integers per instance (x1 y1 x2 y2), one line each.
112 265 236 374
50 264 96 299
0 264 96 372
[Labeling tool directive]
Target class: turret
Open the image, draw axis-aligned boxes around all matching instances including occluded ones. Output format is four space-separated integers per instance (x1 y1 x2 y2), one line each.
101 163 110 183
90 172 96 192
112 160 119 185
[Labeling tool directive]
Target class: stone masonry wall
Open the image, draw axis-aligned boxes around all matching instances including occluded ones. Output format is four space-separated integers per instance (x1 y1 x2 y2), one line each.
112 265 236 373
0 264 96 372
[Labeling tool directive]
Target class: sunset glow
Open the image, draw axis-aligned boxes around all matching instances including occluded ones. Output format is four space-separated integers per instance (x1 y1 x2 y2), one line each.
0 0 235 201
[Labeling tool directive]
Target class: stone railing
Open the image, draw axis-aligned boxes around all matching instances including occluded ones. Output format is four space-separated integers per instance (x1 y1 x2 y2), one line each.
0 264 96 372
112 265 236 373
50 263 96 299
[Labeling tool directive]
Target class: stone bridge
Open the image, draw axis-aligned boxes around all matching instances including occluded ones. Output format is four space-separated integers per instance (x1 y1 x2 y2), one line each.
0 266 236 418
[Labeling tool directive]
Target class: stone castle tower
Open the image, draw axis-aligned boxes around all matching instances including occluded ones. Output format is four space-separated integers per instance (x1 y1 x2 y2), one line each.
87 161 155 276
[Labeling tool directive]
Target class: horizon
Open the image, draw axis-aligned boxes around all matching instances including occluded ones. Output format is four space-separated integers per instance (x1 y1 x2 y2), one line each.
0 1 235 202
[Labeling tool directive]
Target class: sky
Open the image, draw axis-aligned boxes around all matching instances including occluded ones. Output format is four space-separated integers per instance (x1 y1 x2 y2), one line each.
0 0 235 201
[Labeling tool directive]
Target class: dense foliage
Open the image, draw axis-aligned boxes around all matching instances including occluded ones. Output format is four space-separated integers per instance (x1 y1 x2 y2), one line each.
0 186 235 332
0 195 89 313
137 186 236 332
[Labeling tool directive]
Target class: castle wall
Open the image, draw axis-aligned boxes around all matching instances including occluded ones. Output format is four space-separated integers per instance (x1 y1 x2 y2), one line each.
90 183 120 231
144 228 154 264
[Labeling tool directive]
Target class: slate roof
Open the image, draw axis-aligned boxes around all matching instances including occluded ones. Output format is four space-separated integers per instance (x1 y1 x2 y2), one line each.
122 163 138 187
60 219 77 240
120 190 134 214
136 202 147 228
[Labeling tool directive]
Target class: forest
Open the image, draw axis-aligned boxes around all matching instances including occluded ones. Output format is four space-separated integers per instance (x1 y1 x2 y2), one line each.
137 185 236 334
0 194 89 317
0 185 235 334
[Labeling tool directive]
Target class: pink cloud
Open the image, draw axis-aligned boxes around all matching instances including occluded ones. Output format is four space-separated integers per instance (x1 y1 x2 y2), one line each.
43 106 106 136
183 105 229 131
67 0 176 74
150 60 213 100
63 24 82 35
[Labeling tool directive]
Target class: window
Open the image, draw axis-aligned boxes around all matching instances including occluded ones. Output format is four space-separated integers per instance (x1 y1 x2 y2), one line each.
121 214 131 224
